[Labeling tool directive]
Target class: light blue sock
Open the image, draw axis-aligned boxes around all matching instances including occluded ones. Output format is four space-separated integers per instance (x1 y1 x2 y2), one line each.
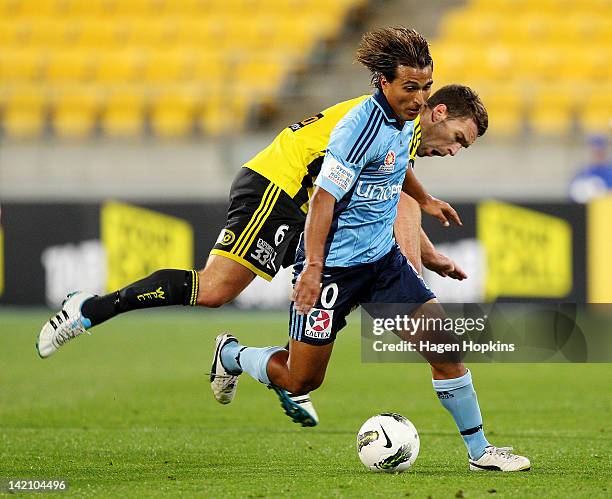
432 370 490 460
220 341 284 385
220 341 242 374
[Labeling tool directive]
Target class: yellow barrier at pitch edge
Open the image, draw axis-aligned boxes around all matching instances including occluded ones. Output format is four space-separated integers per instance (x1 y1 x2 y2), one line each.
101 201 194 292
588 195 612 303
0 225 4 298
477 201 573 301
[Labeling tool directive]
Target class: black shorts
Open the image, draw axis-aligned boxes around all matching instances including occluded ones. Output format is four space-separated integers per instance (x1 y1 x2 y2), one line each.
288 244 436 345
211 168 306 281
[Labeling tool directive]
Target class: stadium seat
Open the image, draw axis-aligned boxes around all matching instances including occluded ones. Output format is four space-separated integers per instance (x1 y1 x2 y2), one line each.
0 0 379 137
100 88 145 137
199 94 249 135
431 0 612 137
150 88 198 137
2 86 47 138
95 51 144 83
75 20 125 48
579 89 612 134
0 49 42 83
142 50 190 83
479 86 523 136
45 50 92 83
125 19 177 47
23 19 73 46
51 87 101 138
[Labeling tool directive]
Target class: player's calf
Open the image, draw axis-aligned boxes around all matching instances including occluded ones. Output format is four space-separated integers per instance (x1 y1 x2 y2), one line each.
216 338 320 426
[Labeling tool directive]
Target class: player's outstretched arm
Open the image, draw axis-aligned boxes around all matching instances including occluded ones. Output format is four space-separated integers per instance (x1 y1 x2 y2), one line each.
420 228 467 280
402 166 462 227
395 192 422 270
293 187 336 315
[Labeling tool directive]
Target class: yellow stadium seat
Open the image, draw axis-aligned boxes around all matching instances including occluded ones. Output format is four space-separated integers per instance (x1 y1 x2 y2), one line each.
76 20 124 47
579 89 612 134
190 53 229 86
125 19 177 46
44 50 92 83
111 0 163 16
0 0 364 137
530 108 573 135
592 18 612 44
94 51 144 83
150 88 198 137
142 49 190 83
100 87 145 137
174 17 222 47
61 0 112 17
487 109 523 136
0 19 26 45
51 87 101 138
0 0 19 17
235 58 284 96
529 85 574 135
580 109 612 134
431 0 612 138
158 0 203 15
429 43 472 82
16 0 60 16
0 49 42 82
273 16 317 53
199 94 248 135
478 86 523 136
23 19 72 46
2 86 46 138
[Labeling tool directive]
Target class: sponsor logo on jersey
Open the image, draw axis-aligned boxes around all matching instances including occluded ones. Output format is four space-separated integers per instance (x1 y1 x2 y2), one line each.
304 308 334 339
136 286 166 302
356 181 402 201
288 113 323 132
379 150 396 173
250 238 277 270
217 229 236 246
321 158 355 192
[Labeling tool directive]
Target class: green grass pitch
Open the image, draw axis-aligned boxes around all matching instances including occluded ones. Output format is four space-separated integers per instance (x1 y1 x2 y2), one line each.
1 308 611 497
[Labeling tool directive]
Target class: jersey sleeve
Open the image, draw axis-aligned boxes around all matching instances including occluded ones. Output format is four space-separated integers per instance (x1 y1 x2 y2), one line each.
315 107 380 201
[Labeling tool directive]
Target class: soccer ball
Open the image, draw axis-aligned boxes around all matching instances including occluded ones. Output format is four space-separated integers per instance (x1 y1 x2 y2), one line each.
356 413 420 473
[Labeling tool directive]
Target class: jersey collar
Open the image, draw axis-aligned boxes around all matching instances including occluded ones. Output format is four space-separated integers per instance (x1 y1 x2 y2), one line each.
372 90 403 131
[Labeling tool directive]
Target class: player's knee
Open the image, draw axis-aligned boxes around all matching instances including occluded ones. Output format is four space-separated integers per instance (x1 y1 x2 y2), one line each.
196 292 231 308
430 362 466 380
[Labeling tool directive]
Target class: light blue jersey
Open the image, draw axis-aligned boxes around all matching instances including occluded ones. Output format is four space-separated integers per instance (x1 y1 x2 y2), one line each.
313 90 420 267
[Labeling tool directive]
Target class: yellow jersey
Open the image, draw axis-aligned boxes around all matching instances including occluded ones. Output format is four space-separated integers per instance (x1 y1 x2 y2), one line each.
244 95 421 214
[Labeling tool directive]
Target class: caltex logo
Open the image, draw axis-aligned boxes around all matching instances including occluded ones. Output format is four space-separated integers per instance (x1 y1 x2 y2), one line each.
305 308 334 339
309 309 331 332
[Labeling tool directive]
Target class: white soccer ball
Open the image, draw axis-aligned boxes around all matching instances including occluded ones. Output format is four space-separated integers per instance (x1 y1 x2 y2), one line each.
356 413 420 473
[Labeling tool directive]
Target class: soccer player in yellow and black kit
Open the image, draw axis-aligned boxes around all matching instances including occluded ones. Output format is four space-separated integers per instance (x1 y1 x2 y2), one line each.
36 82 480 357
36 31 482 358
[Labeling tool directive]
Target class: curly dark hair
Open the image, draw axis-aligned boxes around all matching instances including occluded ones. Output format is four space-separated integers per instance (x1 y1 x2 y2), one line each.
427 84 488 137
355 26 433 89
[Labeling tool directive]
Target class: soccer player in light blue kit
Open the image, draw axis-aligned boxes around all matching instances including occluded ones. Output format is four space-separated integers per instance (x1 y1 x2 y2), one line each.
211 27 530 472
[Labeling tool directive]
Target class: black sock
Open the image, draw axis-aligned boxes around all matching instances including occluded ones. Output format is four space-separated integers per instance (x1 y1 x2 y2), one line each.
81 269 199 327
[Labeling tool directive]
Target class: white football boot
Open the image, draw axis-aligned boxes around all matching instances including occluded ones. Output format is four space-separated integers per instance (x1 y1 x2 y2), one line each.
469 446 531 472
36 291 94 358
210 333 240 404
270 386 319 427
